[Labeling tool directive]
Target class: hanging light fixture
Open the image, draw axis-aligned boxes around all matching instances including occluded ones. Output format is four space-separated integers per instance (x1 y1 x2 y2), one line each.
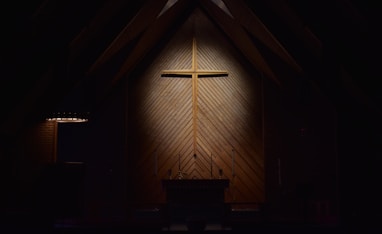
46 111 89 123
44 46 91 124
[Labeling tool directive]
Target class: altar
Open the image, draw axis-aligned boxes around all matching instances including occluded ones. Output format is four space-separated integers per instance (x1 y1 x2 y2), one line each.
162 179 230 224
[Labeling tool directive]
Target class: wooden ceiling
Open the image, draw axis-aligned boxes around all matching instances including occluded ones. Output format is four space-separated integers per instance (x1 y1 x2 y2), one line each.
0 0 378 136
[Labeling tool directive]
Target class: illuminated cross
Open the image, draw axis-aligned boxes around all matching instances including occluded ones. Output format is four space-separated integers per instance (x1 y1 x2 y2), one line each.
161 38 228 154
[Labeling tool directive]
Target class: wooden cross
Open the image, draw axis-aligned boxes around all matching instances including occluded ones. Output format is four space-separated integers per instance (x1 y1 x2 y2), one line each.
161 38 228 154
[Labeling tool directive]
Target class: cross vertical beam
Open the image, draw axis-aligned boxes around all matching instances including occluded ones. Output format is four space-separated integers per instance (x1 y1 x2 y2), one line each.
161 38 228 155
192 38 198 156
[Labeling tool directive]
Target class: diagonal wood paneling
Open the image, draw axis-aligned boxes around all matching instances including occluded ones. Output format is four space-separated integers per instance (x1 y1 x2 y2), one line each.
127 8 264 205
128 18 194 203
194 9 264 202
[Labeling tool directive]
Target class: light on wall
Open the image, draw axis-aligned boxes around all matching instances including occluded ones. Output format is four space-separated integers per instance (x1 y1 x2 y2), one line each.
46 112 89 123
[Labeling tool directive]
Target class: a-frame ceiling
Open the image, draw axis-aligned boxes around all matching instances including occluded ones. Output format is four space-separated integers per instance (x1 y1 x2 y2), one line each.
0 0 379 136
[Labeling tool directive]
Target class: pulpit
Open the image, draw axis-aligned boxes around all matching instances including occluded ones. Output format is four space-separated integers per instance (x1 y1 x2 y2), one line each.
162 179 230 224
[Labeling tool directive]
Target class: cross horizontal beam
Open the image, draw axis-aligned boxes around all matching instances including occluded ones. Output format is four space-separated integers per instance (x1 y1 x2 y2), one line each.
161 70 228 77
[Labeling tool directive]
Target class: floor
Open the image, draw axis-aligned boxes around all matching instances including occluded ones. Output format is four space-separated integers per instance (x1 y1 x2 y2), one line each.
1 209 380 234
0 222 379 234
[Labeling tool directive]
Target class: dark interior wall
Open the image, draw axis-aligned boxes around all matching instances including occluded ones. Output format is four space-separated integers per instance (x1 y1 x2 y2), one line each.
264 74 338 223
336 92 382 227
311 44 382 228
1 72 129 224
0 121 57 227
57 86 128 221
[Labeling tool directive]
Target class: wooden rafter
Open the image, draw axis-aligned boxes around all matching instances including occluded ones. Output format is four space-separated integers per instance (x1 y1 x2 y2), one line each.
200 0 281 85
110 0 193 86
264 0 323 59
68 0 135 61
223 0 303 73
88 0 168 74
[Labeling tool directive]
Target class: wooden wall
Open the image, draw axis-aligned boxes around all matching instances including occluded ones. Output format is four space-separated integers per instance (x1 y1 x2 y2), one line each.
127 9 263 205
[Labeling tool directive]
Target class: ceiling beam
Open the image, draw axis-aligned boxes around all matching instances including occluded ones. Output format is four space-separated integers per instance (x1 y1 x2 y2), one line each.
110 0 194 85
68 0 136 62
90 0 193 109
200 0 281 85
262 0 323 60
223 0 302 74
88 0 168 74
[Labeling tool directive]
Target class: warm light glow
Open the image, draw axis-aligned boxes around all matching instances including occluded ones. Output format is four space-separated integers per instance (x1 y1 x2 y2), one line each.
46 117 88 123
46 112 89 123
